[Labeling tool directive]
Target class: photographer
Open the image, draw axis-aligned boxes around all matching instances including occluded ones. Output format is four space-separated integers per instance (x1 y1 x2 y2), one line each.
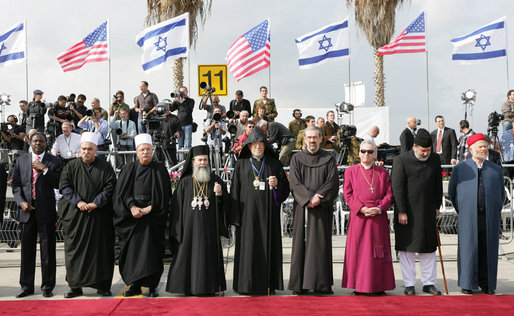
48 95 73 136
170 86 194 150
18 100 28 131
110 108 136 168
109 91 130 120
135 81 159 133
202 95 227 120
78 107 108 157
256 120 296 167
204 107 227 149
159 103 182 166
501 89 514 131
1 115 26 151
68 94 88 132
340 125 361 166
229 90 251 120
26 89 47 133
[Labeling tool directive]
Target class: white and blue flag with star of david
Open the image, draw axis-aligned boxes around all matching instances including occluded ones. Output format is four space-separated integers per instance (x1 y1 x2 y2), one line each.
0 20 26 68
295 18 349 70
451 16 506 64
135 12 189 73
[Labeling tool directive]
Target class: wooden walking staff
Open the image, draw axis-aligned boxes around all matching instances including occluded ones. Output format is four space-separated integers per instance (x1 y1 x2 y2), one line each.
436 221 449 294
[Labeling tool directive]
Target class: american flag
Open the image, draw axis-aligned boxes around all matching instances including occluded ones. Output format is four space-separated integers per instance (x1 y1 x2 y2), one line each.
378 12 426 55
226 19 270 81
57 21 109 72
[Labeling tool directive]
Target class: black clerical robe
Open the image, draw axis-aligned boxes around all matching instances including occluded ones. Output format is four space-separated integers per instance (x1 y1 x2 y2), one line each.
391 151 442 253
231 155 290 294
113 161 171 288
58 158 116 290
166 173 229 295
287 150 339 293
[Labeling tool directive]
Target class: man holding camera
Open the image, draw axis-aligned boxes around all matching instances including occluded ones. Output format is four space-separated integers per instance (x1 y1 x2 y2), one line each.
110 108 137 168
48 96 73 137
159 103 182 167
229 90 251 120
171 86 194 150
26 89 47 133
78 107 109 157
135 81 159 134
109 91 130 120
1 115 26 151
256 120 296 167
202 95 227 120
68 94 88 132
204 107 227 148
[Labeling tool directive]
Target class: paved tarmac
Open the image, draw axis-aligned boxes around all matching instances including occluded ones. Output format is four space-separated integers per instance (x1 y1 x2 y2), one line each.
0 233 513 300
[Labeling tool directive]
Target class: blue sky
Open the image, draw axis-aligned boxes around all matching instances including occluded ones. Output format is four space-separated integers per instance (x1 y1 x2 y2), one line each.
1 0 513 144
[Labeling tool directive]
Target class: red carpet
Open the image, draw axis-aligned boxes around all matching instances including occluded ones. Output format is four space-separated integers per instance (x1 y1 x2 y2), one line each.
1 295 514 315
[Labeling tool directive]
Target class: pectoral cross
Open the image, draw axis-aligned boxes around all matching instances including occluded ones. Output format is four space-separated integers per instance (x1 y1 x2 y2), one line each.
369 186 374 194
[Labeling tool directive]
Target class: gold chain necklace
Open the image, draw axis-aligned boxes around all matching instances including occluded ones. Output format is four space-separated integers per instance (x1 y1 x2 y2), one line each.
359 163 375 194
192 177 209 210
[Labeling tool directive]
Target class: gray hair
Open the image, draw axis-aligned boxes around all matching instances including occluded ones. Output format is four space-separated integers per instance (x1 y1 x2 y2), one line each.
61 121 74 129
304 125 322 137
256 120 268 128
240 110 249 116
360 140 377 153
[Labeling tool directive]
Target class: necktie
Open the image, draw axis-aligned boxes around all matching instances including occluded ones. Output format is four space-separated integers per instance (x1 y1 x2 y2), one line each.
436 129 442 152
32 155 40 199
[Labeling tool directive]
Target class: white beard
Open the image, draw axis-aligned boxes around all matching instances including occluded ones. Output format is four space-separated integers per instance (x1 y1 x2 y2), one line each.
193 165 211 183
414 151 429 162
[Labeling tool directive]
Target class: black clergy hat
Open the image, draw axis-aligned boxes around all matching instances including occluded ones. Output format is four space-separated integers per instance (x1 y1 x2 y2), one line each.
414 128 432 148
238 127 277 159
181 145 210 179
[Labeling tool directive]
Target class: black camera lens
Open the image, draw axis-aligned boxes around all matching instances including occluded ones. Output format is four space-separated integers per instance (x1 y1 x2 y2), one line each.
213 113 222 122
228 124 238 134
226 110 235 119
85 109 93 116
115 128 123 135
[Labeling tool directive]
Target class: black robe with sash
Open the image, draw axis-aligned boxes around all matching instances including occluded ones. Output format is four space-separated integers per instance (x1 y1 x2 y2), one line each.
287 149 339 292
230 128 290 294
58 158 116 290
113 161 171 288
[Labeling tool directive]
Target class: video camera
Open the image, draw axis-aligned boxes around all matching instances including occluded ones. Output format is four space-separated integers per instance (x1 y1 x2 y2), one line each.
339 124 357 146
28 101 47 123
0 123 12 134
487 111 504 136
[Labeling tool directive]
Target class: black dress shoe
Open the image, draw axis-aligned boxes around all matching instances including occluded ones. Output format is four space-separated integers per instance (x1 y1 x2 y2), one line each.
42 290 53 298
404 286 416 295
422 285 442 295
461 289 473 294
315 289 333 295
64 288 83 298
148 287 159 298
352 291 364 296
123 285 142 297
97 289 112 296
15 289 34 298
481 287 495 295
293 289 307 295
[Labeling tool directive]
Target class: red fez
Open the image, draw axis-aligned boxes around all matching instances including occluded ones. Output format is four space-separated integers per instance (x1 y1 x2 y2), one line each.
467 133 486 147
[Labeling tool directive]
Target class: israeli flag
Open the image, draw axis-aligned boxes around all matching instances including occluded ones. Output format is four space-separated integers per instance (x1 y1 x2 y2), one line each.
0 20 26 68
295 18 349 69
135 12 189 73
451 17 506 63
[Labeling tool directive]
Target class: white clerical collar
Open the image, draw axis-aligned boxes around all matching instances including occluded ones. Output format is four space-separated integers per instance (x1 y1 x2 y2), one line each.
360 163 372 169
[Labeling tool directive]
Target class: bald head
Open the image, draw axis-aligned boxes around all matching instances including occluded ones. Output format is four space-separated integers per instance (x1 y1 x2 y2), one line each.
369 125 380 138
407 117 417 129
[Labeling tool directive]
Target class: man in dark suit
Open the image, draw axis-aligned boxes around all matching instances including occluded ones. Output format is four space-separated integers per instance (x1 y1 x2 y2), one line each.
12 133 62 298
431 115 458 165
399 116 417 154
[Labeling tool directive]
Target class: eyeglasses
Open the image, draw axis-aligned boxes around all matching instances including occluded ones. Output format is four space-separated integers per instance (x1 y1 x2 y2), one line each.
360 149 374 154
248 125 255 128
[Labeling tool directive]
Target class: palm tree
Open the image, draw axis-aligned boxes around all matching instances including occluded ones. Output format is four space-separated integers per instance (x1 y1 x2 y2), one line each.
347 0 404 107
146 0 212 91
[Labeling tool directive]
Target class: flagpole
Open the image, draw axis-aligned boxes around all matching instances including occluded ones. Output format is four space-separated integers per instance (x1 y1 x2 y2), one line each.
24 18 29 101
268 19 272 97
107 19 111 116
506 18 510 90
424 10 430 131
